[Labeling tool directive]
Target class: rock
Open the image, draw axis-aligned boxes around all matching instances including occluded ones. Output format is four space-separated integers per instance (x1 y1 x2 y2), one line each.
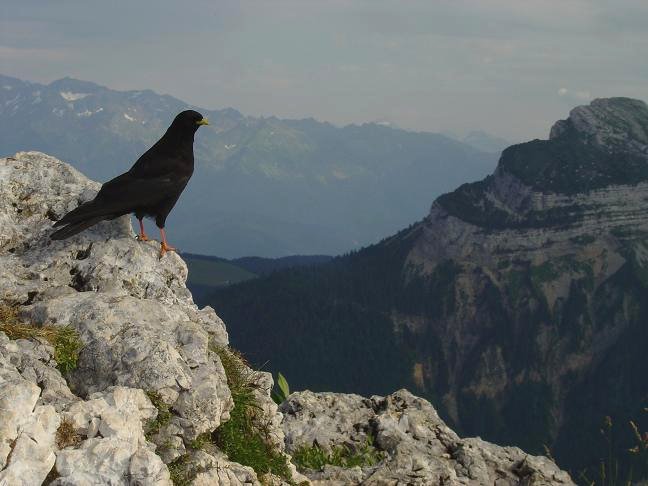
0 332 62 485
0 152 232 443
551 97 648 153
52 385 171 485
0 152 295 485
187 450 260 486
281 389 575 485
0 330 77 411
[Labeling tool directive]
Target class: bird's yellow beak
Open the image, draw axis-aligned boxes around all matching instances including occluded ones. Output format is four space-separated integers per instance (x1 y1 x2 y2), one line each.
197 118 210 126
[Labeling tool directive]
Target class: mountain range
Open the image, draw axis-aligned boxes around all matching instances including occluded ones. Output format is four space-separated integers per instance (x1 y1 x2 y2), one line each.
206 97 648 479
0 74 496 257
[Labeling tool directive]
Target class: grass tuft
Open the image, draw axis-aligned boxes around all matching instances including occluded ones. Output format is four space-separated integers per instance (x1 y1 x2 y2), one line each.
0 303 82 373
291 436 384 472
577 412 648 485
189 432 212 451
212 346 293 482
168 454 192 486
55 416 83 449
144 390 172 440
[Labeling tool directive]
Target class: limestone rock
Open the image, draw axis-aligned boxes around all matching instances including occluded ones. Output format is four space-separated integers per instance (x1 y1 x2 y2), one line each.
0 346 60 485
0 152 232 442
281 389 575 485
51 387 170 486
0 152 289 485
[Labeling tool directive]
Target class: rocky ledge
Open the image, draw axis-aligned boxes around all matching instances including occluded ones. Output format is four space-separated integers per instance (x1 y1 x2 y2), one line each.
0 151 573 485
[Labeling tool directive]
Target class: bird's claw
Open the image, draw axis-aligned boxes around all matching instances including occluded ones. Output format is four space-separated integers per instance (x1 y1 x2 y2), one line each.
159 242 177 258
137 234 150 242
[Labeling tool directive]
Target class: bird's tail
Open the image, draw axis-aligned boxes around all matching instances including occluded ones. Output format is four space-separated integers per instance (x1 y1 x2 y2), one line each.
51 215 108 240
54 200 102 228
51 198 123 241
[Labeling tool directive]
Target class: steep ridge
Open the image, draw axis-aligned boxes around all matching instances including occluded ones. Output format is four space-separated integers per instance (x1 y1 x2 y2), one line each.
406 97 648 466
0 152 572 485
208 98 648 477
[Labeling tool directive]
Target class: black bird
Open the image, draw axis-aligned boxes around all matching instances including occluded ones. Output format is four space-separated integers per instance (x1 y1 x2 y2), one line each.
51 110 209 256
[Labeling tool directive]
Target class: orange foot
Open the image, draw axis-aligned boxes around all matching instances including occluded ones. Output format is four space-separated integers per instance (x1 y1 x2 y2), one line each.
137 233 150 242
159 241 177 258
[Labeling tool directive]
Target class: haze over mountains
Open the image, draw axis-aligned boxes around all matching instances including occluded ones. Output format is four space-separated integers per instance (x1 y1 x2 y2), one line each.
208 97 648 478
0 74 496 257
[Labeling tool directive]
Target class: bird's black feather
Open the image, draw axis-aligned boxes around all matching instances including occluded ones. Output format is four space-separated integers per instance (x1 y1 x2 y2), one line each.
51 110 206 241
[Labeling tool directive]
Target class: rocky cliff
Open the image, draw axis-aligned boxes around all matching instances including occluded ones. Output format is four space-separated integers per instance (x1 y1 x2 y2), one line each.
405 98 648 457
205 98 648 477
0 151 572 485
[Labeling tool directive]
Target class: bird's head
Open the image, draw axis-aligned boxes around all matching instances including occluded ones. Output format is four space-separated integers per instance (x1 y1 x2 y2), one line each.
171 110 210 133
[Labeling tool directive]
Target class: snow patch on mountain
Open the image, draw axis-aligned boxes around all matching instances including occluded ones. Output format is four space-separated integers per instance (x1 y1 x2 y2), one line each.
60 92 89 102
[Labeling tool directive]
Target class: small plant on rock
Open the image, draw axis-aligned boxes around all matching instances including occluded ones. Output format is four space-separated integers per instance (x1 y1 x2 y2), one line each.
168 454 192 486
144 390 172 440
0 303 82 373
292 436 384 472
55 416 83 449
271 372 290 405
212 345 293 482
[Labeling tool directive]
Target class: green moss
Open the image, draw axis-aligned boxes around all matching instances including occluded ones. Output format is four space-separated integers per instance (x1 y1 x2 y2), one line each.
292 437 384 471
212 346 293 481
144 391 172 440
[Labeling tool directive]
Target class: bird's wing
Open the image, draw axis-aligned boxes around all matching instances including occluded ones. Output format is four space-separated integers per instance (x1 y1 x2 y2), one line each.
128 141 192 179
128 141 165 177
55 173 188 227
97 172 187 206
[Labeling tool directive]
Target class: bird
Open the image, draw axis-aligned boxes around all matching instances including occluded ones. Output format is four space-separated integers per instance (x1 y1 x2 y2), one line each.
51 109 209 257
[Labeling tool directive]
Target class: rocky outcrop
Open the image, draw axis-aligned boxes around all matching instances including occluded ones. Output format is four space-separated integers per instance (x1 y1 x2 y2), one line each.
0 151 573 484
0 151 286 485
400 98 648 467
281 390 574 485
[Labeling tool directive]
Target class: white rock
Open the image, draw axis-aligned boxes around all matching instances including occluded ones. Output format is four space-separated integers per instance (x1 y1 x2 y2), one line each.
281 389 575 485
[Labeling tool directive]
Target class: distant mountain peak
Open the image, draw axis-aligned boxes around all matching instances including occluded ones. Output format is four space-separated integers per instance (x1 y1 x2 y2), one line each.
47 76 106 93
550 97 648 152
437 96 648 228
495 96 648 195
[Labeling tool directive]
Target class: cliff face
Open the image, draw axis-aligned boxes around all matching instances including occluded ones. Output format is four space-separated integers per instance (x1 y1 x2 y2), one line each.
402 97 648 461
204 98 648 477
0 152 572 484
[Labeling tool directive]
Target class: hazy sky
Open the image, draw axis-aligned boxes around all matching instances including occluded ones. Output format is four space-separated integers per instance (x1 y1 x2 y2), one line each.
1 0 647 141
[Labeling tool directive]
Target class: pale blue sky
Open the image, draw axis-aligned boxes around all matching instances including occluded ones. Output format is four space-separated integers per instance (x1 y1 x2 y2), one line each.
1 0 647 141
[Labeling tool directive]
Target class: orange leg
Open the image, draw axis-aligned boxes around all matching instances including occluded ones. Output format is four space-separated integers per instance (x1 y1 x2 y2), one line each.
159 228 176 257
137 218 149 241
